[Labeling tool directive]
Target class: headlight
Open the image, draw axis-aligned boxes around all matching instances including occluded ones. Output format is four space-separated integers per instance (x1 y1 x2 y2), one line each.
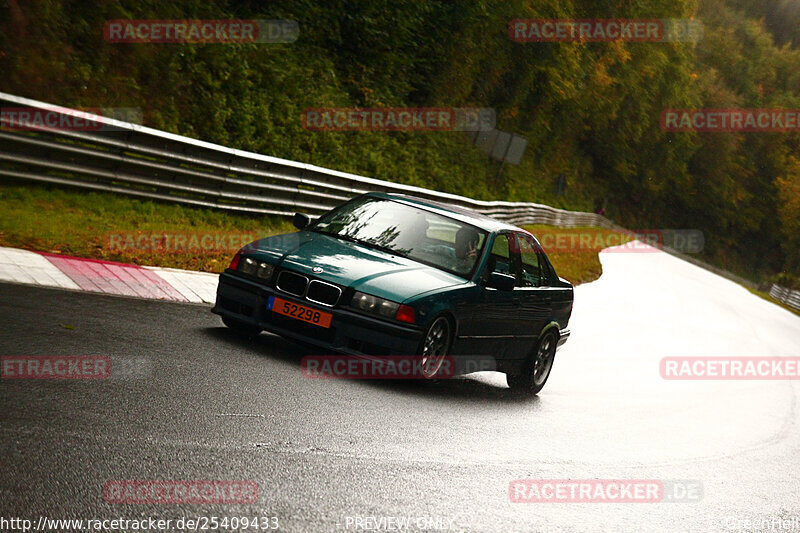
238 257 274 280
239 257 257 275
351 291 399 317
255 262 273 280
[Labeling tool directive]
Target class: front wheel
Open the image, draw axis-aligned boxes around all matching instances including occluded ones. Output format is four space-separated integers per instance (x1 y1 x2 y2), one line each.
222 316 261 337
506 330 557 395
418 315 452 379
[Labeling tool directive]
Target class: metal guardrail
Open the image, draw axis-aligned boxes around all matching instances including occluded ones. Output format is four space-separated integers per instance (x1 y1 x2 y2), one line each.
4 93 792 298
769 284 800 311
0 92 617 229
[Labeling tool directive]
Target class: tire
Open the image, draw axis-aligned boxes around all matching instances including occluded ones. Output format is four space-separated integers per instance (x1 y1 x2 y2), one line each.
222 316 261 337
506 329 557 395
418 315 453 380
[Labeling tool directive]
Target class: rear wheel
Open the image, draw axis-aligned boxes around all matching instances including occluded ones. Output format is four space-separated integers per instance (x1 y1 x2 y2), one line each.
419 315 452 379
222 316 261 337
507 330 557 395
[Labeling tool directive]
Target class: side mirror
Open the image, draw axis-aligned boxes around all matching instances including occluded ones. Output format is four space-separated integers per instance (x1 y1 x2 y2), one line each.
293 212 311 230
485 271 516 291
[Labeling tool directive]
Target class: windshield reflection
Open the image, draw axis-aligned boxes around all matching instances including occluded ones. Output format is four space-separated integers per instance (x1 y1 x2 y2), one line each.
309 197 487 277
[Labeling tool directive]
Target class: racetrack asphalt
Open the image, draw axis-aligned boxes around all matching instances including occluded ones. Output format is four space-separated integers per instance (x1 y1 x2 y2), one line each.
2 244 800 532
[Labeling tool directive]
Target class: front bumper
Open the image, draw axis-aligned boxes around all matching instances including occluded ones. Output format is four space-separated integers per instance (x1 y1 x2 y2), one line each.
557 328 570 348
211 271 423 356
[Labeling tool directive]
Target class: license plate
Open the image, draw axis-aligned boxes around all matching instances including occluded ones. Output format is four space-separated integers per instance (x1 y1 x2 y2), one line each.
267 296 332 328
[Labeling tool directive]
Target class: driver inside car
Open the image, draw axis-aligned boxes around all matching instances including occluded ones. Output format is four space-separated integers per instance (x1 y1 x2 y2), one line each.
423 226 480 273
451 226 480 272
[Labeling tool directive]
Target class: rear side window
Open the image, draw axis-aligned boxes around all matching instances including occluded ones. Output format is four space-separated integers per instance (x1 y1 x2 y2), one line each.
516 233 553 287
518 234 542 287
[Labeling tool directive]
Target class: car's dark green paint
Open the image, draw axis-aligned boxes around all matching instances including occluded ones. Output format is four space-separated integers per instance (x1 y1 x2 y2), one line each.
242 230 465 304
212 192 573 390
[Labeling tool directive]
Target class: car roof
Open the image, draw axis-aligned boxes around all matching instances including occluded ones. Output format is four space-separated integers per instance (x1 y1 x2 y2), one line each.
365 192 521 233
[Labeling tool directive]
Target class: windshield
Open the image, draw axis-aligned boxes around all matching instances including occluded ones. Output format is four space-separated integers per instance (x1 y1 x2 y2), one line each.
310 197 487 278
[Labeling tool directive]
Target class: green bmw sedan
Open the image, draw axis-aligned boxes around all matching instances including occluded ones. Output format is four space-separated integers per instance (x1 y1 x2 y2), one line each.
212 192 573 394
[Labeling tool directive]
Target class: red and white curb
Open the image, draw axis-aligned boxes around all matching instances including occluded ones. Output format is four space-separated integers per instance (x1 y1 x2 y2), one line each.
0 246 218 304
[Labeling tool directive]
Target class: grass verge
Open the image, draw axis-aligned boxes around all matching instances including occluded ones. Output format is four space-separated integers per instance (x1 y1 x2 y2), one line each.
524 225 642 285
0 184 293 272
1 184 624 285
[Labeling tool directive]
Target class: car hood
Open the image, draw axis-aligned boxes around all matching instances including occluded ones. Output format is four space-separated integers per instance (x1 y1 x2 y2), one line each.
244 231 466 302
